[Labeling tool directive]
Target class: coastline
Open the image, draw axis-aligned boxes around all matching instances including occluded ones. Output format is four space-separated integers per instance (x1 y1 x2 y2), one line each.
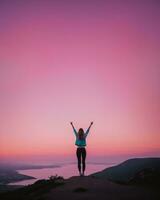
0 164 61 186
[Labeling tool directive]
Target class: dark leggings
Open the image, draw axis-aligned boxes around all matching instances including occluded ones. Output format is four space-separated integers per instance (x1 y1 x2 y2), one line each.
76 147 86 173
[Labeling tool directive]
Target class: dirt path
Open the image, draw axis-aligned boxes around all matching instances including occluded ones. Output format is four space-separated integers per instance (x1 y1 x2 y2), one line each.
45 176 159 200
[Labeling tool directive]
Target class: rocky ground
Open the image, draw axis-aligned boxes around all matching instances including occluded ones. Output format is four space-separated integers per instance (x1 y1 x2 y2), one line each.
45 176 160 200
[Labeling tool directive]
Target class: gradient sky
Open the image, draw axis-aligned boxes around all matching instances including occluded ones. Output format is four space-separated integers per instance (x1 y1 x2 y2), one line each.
0 0 160 162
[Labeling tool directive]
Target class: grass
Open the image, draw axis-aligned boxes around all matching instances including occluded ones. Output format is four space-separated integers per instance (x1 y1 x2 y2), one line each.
0 175 65 200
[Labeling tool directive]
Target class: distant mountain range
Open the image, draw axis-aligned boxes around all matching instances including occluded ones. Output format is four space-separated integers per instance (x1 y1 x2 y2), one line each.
90 157 160 184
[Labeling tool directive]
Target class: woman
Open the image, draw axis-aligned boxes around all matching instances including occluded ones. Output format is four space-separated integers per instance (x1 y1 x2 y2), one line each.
70 122 93 176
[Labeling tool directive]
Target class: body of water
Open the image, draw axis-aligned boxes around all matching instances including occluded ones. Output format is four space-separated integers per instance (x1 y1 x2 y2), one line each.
9 163 115 185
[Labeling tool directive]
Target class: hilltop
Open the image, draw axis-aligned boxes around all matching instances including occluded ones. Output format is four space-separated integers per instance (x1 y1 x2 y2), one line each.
91 157 160 184
0 158 160 200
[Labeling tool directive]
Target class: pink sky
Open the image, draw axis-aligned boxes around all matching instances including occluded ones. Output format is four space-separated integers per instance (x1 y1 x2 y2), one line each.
0 0 160 161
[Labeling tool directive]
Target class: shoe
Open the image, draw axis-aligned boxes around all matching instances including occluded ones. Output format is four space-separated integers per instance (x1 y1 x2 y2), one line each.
81 172 85 177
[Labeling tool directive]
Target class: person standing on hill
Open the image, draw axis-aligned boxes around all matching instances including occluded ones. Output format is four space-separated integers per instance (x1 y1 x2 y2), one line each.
70 122 93 176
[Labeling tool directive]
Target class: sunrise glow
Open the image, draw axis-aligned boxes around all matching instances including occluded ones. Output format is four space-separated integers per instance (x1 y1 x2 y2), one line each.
0 0 160 162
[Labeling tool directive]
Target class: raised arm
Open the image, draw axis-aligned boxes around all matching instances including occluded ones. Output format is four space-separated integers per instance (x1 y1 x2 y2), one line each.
70 122 77 136
85 122 93 137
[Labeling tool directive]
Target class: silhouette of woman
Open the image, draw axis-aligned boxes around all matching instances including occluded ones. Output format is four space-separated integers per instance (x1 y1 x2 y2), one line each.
70 122 93 176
